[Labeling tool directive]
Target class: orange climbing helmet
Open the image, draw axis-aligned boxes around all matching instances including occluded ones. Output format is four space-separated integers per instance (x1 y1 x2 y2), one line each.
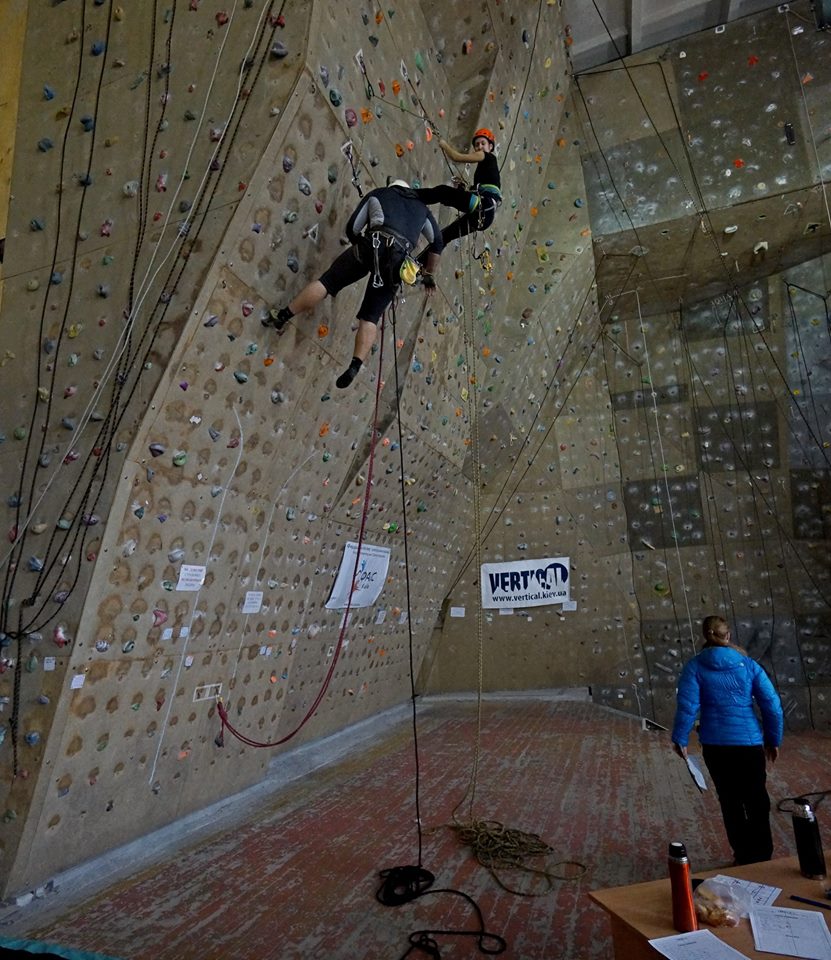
472 127 495 148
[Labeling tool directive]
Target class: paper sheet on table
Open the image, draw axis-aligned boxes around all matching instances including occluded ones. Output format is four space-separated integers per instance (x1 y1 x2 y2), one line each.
710 874 781 908
686 754 707 791
750 905 831 959
648 928 752 959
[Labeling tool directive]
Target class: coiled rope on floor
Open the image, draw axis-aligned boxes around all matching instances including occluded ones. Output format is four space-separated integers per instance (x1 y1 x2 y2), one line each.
449 818 587 896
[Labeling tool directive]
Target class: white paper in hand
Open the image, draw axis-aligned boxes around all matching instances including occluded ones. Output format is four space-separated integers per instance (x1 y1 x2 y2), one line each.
686 754 707 791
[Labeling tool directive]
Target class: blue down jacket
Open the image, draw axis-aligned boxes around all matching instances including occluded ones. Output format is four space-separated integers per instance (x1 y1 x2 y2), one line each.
672 645 783 748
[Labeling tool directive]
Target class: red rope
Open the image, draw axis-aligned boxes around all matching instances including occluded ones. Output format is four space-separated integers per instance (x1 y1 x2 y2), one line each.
217 311 389 748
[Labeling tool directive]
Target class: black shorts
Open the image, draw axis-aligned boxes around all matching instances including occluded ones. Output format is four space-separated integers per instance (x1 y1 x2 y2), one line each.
319 239 404 326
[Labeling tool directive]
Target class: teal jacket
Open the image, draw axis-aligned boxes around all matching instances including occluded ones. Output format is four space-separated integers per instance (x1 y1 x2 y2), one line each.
672 645 783 748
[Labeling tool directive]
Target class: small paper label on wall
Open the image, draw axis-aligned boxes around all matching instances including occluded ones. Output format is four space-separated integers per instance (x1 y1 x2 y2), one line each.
449 606 465 618
71 674 86 689
243 591 263 614
562 600 577 611
176 564 206 591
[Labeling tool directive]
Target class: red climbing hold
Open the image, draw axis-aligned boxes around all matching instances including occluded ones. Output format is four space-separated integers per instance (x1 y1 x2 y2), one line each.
697 71 709 83
733 158 745 168
747 54 759 66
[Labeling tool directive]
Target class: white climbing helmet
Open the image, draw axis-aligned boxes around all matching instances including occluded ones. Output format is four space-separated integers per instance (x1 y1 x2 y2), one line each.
389 179 410 188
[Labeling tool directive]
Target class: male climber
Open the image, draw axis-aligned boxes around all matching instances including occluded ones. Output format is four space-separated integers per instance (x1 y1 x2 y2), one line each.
264 180 443 389
416 127 502 251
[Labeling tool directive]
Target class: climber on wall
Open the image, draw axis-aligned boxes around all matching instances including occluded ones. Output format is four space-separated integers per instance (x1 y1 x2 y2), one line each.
264 180 443 389
415 127 502 255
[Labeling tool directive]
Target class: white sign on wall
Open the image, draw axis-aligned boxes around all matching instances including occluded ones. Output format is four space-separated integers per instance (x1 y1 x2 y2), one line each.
325 541 391 610
480 556 570 609
176 564 206 591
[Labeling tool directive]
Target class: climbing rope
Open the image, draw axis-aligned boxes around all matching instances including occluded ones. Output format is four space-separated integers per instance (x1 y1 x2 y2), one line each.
217 303 389 749
449 819 587 896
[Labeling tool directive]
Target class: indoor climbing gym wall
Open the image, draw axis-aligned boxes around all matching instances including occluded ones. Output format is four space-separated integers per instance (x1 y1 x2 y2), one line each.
0 0 583 896
428 3 830 728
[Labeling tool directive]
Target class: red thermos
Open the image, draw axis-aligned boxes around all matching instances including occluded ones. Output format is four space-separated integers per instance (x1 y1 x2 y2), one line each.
668 841 698 932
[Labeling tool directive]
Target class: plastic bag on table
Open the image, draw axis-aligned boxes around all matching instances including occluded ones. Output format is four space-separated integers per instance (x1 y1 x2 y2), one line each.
693 877 752 927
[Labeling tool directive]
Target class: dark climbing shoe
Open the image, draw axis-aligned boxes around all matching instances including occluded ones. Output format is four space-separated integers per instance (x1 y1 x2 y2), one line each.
262 307 291 331
336 362 362 389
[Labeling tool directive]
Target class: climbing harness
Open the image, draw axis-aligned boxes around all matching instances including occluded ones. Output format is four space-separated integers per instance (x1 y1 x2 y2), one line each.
367 227 413 288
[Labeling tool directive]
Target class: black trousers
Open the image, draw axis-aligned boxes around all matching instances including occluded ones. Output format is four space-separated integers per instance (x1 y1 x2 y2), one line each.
702 744 773 865
415 185 498 247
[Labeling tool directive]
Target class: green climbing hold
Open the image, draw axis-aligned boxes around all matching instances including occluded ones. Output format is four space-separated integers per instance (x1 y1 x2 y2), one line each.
414 52 425 72
172 451 187 467
234 371 249 384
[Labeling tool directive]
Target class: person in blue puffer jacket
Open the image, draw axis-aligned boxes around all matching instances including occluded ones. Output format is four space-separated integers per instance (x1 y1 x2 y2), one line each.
672 615 784 865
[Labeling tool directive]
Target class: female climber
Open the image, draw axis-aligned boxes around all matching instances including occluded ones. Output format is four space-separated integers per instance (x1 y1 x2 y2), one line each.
416 127 502 249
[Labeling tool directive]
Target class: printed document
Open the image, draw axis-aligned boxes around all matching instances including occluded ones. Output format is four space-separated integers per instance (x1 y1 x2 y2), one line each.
649 928 751 959
750 905 831 959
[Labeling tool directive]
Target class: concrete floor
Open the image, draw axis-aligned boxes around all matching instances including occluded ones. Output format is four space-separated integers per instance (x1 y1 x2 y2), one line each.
1 696 828 959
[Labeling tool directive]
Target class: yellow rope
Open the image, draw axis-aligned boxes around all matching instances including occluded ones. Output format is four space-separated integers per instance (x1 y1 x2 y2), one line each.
449 818 588 897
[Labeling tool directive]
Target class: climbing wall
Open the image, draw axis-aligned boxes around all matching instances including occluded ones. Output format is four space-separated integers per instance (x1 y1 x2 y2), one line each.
428 6 831 730
0 0 582 896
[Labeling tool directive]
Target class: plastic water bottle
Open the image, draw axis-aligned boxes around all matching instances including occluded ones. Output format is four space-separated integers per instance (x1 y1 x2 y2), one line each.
792 798 826 879
668 841 698 932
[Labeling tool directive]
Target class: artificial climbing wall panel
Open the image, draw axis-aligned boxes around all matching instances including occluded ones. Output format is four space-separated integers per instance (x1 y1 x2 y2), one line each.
578 2 831 317
427 8 830 729
0 0 578 895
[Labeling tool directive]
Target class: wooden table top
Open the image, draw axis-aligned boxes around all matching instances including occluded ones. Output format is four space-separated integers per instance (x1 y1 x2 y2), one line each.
590 856 831 958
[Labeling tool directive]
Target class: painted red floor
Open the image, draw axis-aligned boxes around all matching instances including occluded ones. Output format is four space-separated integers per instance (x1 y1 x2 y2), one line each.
8 699 831 959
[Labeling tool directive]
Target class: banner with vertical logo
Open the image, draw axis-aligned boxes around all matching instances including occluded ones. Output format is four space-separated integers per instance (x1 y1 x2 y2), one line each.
480 557 570 609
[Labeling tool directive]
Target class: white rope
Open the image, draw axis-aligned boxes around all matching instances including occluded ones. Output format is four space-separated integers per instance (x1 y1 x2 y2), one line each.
635 290 696 656
149 405 247 784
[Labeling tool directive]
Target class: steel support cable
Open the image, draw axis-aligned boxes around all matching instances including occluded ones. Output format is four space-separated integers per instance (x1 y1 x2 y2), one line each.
443 254 642 599
683 349 831 610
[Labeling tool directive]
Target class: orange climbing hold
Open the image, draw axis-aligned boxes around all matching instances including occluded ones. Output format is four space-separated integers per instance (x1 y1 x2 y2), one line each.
319 422 330 437
360 107 373 123
392 80 401 96
482 346 491 357
317 324 329 338
395 143 404 157
263 356 274 366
